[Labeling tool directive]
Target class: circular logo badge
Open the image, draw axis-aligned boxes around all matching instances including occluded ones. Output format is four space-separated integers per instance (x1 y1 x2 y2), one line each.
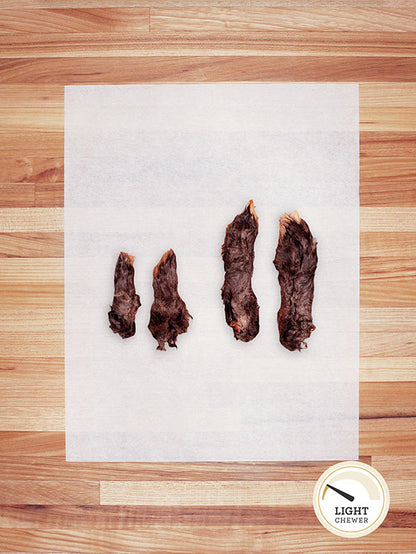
313 461 390 538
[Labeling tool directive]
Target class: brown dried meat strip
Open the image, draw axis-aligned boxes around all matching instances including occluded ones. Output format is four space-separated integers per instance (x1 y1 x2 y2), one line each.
148 249 191 351
221 200 260 342
108 251 141 339
273 211 318 351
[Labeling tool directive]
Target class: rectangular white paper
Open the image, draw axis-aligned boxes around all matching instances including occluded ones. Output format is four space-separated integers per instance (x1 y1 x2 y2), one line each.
65 83 359 461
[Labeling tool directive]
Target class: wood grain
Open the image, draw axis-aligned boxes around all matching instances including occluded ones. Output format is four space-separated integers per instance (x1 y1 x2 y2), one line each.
0 9 149 34
2 32 416 58
0 432 65 457
150 8 416 32
372 456 416 479
0 480 98 504
0 458 370 482
2 57 416 85
0 232 63 258
0 527 415 553
360 357 416 381
0 4 415 553
5 504 411 529
100 480 316 506
0 407 64 431
1 0 415 6
360 383 416 417
0 158 63 187
360 418 416 455
101 478 416 508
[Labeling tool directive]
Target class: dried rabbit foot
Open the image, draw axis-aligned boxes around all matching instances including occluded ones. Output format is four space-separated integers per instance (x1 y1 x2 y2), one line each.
273 211 317 351
221 200 260 342
108 251 141 339
148 249 191 351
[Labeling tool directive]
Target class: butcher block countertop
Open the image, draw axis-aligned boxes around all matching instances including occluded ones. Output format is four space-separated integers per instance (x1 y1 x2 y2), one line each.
0 2 415 552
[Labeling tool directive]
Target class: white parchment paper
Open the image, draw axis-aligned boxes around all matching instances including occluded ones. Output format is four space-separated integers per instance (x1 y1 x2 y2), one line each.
65 83 359 461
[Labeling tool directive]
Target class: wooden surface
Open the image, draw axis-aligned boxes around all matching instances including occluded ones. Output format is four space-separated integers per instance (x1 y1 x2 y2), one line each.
0 2 415 552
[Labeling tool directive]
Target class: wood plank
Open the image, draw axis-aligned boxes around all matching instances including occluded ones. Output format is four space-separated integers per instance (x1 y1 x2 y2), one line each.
0 457 370 483
361 232 416 257
360 332 416 356
360 208 416 231
0 352 63 378
4 505 410 529
0 291 62 310
361 107 416 132
0 259 63 313
0 183 34 207
0 182 65 209
0 132 63 157
151 7 416 32
0 334 63 360
0 527 414 554
387 481 416 510
0 285 62 308
0 84 62 107
360 383 416 417
0 107 62 131
0 505 314 528
0 356 63 373
360 357 416 381
100 480 314 506
0 432 65 457
360 257 416 280
361 158 416 192
383 511 416 527
360 182 416 207
360 417 416 455
1 56 416 84
0 407 64 431
0 157 63 186
0 86 63 157
100 479 416 508
0 340 63 384
1 31 416 58
0 380 63 406
0 8 149 34
363 265 415 308
0 357 65 431
360 308 416 331
361 132 416 158
0 0 414 6
0 480 98 505
372 456 416 480
0 232 63 257
360 83 416 108
0 208 63 232
35 182 64 207
0 258 62 284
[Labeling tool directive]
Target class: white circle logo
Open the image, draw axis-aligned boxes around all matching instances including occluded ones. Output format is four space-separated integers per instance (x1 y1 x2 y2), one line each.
313 461 390 538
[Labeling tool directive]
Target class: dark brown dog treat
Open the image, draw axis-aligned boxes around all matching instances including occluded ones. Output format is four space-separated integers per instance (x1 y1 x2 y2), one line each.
108 251 141 339
221 200 260 342
148 249 191 351
273 211 318 351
